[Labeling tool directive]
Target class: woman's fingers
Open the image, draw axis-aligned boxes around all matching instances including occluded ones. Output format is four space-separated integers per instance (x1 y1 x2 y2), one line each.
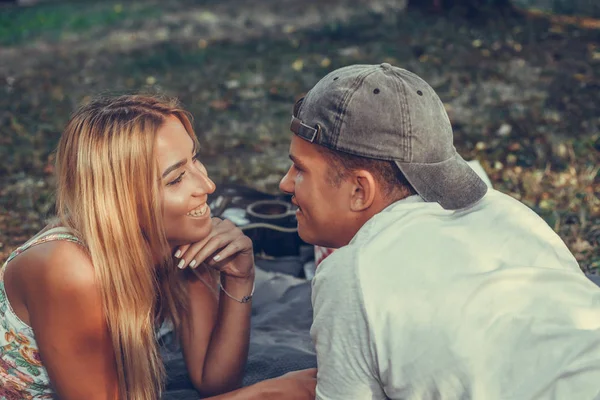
174 243 190 259
174 217 254 276
207 235 253 277
177 218 246 269
187 231 238 269
174 218 223 268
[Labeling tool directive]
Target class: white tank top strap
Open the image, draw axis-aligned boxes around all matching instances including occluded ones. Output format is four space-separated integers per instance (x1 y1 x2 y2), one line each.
4 226 85 266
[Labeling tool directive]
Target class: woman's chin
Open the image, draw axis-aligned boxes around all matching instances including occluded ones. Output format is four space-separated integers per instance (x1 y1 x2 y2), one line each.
167 225 212 248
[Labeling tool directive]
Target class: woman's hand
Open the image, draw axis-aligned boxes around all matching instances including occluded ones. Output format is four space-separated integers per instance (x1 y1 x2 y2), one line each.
174 217 254 280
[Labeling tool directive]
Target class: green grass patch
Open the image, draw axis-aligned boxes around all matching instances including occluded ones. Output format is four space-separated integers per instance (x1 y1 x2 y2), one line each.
0 1 161 46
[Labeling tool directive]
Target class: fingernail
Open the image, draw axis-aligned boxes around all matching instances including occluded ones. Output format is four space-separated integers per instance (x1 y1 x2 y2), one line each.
178 259 185 269
213 254 221 261
189 260 197 268
174 250 182 258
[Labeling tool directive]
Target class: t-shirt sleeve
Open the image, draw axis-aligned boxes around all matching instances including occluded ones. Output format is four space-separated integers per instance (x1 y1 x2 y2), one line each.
310 247 386 400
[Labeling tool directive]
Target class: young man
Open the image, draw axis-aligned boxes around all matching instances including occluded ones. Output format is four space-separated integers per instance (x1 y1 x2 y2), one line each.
279 63 600 400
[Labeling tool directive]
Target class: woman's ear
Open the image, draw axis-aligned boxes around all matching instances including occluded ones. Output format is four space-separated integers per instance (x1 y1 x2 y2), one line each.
349 171 377 212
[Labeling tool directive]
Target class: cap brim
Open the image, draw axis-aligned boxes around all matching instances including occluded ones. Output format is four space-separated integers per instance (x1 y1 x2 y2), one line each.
396 153 489 210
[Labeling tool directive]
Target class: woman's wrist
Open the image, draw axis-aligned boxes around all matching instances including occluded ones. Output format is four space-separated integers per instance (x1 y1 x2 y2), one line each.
220 272 255 303
221 269 255 287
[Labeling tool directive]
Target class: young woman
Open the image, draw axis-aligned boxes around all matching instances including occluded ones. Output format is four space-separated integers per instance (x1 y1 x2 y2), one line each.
0 95 316 399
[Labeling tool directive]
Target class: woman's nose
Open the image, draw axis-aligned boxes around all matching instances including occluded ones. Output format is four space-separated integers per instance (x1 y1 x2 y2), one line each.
192 169 216 195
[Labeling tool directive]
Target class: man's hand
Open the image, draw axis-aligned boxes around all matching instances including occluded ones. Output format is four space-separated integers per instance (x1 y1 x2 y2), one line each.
273 368 317 399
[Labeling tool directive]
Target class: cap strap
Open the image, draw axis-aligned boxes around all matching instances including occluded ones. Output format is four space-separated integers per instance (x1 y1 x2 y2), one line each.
290 116 318 143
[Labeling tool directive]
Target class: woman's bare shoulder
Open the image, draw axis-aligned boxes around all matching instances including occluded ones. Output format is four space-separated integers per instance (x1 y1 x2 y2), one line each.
4 239 102 329
14 239 95 288
8 240 96 306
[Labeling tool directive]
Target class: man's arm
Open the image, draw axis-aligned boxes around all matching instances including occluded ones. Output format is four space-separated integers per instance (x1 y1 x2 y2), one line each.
206 368 317 400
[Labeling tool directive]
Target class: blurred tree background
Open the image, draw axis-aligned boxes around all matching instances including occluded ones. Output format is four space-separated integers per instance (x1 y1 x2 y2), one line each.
0 0 598 271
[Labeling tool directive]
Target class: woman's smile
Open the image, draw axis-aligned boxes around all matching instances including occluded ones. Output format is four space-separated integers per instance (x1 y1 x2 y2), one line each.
187 203 210 218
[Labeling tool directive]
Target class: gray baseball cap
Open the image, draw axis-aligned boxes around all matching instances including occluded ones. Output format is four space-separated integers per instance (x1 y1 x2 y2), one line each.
290 63 488 210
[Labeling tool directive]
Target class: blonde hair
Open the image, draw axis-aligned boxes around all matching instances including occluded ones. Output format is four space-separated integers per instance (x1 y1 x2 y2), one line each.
55 95 197 399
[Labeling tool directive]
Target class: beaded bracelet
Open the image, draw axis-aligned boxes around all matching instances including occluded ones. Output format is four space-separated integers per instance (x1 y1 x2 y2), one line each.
219 275 255 304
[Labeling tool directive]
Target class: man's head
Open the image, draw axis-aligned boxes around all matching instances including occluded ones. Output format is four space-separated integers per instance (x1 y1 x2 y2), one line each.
280 63 487 247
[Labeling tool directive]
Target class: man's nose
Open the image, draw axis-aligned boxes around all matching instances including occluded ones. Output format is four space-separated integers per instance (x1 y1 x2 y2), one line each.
279 169 293 194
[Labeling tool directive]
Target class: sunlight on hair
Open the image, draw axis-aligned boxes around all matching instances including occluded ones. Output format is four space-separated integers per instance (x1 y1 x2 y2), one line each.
55 95 197 399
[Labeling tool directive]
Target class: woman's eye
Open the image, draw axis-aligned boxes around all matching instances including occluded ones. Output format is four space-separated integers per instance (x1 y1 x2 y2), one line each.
167 172 185 186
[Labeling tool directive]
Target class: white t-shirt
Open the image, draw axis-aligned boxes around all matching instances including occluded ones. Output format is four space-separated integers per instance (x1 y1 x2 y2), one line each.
311 189 600 400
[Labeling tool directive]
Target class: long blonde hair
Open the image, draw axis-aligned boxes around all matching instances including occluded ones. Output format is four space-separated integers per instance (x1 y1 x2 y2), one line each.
55 95 197 399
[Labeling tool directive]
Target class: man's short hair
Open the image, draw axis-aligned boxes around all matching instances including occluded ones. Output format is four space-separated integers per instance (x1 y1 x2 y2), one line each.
316 145 416 200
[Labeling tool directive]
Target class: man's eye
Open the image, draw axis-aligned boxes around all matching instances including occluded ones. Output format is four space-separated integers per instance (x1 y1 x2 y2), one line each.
167 172 185 186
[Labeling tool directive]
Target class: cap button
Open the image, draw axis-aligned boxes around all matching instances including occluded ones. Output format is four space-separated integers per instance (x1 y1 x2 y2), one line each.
380 63 392 69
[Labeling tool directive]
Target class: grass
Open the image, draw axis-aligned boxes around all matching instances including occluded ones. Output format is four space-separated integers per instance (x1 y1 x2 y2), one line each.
0 0 598 272
0 1 161 46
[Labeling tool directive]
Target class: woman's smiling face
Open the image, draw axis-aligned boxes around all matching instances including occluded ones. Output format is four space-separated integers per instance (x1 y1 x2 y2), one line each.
155 116 216 246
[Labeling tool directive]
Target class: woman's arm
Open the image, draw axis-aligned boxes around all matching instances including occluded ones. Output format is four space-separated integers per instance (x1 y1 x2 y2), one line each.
176 218 255 396
178 267 253 396
179 268 317 400
23 241 119 399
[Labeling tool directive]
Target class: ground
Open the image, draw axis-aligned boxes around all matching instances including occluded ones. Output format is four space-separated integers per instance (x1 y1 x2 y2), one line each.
0 0 598 272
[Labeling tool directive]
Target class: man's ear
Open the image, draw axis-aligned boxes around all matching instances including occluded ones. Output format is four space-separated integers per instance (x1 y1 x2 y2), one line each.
349 170 377 212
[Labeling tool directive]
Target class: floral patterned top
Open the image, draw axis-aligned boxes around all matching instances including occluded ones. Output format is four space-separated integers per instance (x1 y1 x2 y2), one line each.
0 229 83 399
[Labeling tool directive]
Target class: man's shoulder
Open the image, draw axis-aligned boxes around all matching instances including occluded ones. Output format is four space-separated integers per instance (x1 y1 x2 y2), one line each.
313 245 360 287
314 228 426 307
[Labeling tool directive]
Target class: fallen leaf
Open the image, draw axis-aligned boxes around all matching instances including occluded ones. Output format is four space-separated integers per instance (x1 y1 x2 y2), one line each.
291 59 304 71
209 99 230 111
320 57 331 68
572 237 593 254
